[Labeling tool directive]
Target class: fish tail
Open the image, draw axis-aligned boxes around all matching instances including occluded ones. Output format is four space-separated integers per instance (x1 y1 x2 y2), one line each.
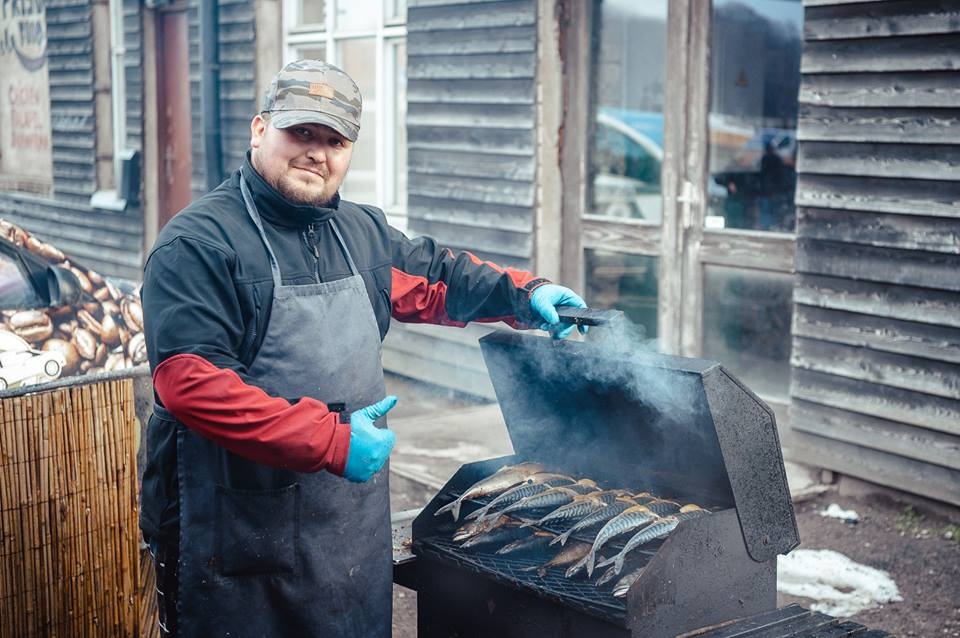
434 498 460 519
614 552 626 576
464 505 488 521
585 551 597 577
594 552 617 571
565 555 589 579
550 529 572 546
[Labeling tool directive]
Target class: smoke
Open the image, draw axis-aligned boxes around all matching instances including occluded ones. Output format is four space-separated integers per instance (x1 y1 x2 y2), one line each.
486 316 728 503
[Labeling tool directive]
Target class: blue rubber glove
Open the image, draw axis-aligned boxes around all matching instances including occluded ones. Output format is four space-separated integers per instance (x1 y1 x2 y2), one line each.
529 283 588 340
343 395 398 483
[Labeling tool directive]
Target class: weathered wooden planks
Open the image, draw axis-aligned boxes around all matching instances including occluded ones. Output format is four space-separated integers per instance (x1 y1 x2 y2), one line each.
794 304 960 364
792 336 960 400
803 34 960 74
788 428 960 507
792 0 960 505
799 71 960 108
795 174 960 218
796 238 960 291
791 399 960 470
393 3 539 393
799 141 960 181
797 273 960 328
798 208 960 254
805 1 960 40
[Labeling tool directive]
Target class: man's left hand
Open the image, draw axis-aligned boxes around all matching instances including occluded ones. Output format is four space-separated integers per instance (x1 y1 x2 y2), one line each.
529 284 588 340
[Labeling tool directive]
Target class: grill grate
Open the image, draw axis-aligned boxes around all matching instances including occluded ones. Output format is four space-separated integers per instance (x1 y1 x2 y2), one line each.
414 535 631 624
415 491 676 625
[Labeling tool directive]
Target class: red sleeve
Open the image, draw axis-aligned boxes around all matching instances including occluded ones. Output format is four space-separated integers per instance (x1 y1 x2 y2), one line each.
153 353 352 475
389 225 549 327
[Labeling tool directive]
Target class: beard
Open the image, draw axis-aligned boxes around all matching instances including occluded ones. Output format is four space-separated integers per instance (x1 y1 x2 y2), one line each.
251 151 339 207
273 171 337 207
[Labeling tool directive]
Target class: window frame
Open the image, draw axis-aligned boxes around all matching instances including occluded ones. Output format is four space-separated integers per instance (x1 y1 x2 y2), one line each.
282 0 408 229
570 0 798 409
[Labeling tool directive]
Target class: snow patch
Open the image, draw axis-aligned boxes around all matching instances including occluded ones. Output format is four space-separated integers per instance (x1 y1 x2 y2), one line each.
777 549 902 618
819 503 860 523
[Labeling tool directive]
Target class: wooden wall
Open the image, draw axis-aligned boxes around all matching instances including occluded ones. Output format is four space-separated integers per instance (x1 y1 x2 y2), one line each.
0 0 145 281
383 0 540 397
789 0 960 505
189 0 256 196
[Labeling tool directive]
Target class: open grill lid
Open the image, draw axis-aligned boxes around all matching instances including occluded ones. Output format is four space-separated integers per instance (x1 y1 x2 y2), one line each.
479 331 799 562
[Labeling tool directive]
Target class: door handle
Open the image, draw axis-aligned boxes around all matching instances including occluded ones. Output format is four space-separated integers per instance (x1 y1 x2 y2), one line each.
676 180 698 230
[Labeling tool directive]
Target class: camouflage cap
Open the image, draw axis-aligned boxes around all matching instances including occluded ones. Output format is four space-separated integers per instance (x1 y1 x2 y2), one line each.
261 60 362 141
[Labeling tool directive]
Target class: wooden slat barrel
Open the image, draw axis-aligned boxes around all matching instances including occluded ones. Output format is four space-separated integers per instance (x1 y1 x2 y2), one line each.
0 376 140 637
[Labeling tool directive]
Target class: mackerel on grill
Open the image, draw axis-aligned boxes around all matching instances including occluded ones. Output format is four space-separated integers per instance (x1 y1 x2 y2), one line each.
434 462 547 521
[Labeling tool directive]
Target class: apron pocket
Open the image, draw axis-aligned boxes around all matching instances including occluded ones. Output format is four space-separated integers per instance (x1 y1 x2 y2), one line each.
215 483 301 576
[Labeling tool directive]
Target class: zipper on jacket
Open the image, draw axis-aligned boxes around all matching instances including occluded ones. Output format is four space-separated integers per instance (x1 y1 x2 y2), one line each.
305 224 321 283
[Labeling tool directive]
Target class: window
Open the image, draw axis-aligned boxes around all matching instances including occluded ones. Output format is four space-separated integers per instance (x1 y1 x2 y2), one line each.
283 0 408 229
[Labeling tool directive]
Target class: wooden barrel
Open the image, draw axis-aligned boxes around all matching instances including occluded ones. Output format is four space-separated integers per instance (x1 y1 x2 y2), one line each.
0 376 140 637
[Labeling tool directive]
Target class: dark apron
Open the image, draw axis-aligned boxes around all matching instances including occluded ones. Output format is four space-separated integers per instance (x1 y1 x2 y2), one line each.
167 171 391 637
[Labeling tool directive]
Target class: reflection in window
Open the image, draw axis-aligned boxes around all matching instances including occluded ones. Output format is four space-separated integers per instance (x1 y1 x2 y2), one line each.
338 38 377 204
336 0 377 30
702 266 792 398
584 250 658 340
590 0 666 223
390 40 408 215
295 45 326 61
0 257 41 310
297 0 325 27
707 0 802 232
285 0 406 220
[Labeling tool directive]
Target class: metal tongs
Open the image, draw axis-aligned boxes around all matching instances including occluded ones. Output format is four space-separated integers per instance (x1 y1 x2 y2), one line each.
556 306 623 327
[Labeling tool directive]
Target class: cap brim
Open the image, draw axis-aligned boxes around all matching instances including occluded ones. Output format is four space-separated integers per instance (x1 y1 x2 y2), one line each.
269 110 359 142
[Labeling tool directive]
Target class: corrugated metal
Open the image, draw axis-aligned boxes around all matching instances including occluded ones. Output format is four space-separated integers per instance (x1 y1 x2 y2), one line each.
789 0 960 505
384 0 540 394
0 0 144 281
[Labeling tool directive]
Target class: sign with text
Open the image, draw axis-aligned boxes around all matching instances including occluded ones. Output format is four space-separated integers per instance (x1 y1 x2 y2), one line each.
1 0 53 190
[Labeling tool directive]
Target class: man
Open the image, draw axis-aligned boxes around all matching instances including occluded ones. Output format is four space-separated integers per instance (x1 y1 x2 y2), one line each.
139 59 587 637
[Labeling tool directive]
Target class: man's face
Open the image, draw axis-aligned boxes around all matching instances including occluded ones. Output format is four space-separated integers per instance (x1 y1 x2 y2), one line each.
249 114 354 206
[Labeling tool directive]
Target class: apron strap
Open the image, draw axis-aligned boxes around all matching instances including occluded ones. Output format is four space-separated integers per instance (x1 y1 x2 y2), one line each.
239 168 284 290
330 219 360 278
239 166 360 281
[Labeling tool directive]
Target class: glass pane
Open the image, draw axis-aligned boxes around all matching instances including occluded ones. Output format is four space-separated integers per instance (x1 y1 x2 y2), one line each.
702 266 792 398
338 38 377 204
0 255 41 309
385 0 406 23
391 40 407 210
297 0 325 27
294 45 327 61
590 0 667 223
584 250 658 339
336 0 378 31
707 0 802 232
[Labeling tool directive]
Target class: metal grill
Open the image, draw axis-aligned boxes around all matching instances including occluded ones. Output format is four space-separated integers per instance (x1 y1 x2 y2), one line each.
405 331 800 638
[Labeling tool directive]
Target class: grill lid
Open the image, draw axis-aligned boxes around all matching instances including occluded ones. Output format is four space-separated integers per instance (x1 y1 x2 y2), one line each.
479 331 799 562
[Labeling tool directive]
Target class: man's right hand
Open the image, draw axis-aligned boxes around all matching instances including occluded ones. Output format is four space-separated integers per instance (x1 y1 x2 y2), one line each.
342 396 398 483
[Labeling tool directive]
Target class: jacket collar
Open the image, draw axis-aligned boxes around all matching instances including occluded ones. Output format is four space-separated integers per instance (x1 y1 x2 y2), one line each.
240 152 340 229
